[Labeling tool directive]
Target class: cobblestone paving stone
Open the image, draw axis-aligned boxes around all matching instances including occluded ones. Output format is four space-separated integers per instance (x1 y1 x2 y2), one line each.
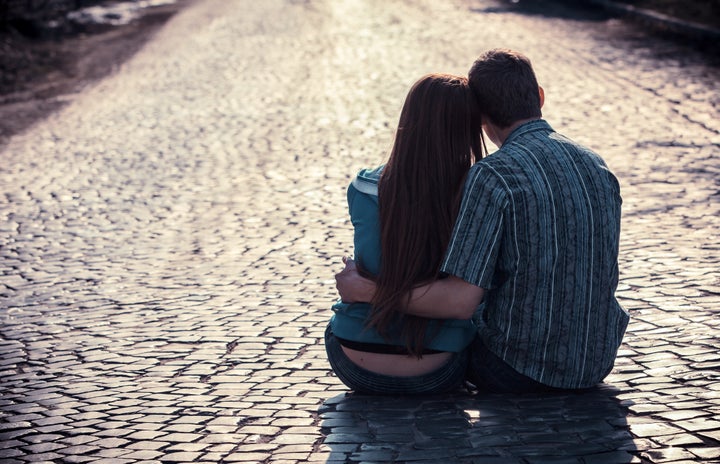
1 0 719 462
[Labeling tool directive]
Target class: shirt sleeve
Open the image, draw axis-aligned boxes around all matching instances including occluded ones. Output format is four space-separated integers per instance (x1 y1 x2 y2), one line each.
441 165 507 289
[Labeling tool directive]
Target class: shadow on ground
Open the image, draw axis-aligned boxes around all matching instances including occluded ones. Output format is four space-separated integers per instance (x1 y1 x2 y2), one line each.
0 0 191 147
471 0 613 22
475 0 720 54
319 385 635 463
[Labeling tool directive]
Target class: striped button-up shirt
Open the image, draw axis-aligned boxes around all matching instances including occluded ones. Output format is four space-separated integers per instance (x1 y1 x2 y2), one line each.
441 120 629 389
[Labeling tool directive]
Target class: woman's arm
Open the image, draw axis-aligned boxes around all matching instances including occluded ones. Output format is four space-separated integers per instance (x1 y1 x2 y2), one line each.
335 258 484 320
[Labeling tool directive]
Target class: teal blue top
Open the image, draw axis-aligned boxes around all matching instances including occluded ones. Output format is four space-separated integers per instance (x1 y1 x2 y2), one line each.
330 166 476 353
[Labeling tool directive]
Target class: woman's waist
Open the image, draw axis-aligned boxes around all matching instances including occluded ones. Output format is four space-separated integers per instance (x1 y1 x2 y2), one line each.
330 305 476 353
335 336 445 355
332 301 474 328
339 344 454 376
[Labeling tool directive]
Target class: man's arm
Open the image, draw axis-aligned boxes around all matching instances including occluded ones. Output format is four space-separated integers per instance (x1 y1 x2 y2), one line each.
335 257 484 320
407 276 484 320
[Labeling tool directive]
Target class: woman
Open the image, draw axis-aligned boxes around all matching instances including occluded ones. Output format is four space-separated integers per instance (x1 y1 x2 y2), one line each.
325 73 485 394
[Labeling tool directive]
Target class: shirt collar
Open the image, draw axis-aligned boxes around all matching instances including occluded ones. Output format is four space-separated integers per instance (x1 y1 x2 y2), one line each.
503 119 553 146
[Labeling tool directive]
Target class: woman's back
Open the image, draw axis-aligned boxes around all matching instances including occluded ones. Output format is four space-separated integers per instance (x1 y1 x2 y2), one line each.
330 166 476 353
325 73 483 394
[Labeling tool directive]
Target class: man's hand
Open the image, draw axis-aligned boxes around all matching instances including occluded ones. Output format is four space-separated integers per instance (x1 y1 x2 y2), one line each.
335 257 376 303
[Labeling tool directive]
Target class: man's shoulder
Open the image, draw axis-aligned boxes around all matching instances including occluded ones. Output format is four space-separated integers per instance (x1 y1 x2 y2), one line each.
495 121 603 166
462 160 512 208
473 148 522 178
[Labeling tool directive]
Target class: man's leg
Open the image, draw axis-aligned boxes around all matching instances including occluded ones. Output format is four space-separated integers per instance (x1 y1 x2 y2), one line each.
467 337 557 394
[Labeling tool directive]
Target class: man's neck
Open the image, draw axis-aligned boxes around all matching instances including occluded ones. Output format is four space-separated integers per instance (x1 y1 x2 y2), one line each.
491 117 540 147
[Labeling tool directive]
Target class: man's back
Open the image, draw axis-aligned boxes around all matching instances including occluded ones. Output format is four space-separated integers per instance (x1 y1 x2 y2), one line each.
442 120 629 388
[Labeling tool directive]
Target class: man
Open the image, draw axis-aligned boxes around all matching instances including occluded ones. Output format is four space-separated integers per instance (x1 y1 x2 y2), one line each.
336 49 629 392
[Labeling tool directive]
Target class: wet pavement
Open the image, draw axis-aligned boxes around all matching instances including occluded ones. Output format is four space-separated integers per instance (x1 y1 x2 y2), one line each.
1 0 719 463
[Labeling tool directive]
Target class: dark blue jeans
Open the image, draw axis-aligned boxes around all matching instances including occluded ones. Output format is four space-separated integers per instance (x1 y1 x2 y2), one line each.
467 337 559 394
324 325 469 395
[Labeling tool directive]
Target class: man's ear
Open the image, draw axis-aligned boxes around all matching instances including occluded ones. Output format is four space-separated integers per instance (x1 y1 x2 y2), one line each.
538 86 545 109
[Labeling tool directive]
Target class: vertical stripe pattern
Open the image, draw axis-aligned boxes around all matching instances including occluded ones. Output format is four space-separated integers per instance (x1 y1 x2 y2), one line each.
441 120 629 389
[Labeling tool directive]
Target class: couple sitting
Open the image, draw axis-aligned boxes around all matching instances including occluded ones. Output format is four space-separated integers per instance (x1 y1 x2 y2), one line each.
327 49 629 395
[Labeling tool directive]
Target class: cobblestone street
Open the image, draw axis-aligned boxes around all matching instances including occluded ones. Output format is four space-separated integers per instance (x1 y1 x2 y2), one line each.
1 0 719 463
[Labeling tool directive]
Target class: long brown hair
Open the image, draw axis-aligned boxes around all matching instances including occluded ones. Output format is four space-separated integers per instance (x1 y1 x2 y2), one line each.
366 73 484 357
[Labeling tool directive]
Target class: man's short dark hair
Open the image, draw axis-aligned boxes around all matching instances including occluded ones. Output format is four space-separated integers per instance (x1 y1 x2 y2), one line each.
468 49 542 128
